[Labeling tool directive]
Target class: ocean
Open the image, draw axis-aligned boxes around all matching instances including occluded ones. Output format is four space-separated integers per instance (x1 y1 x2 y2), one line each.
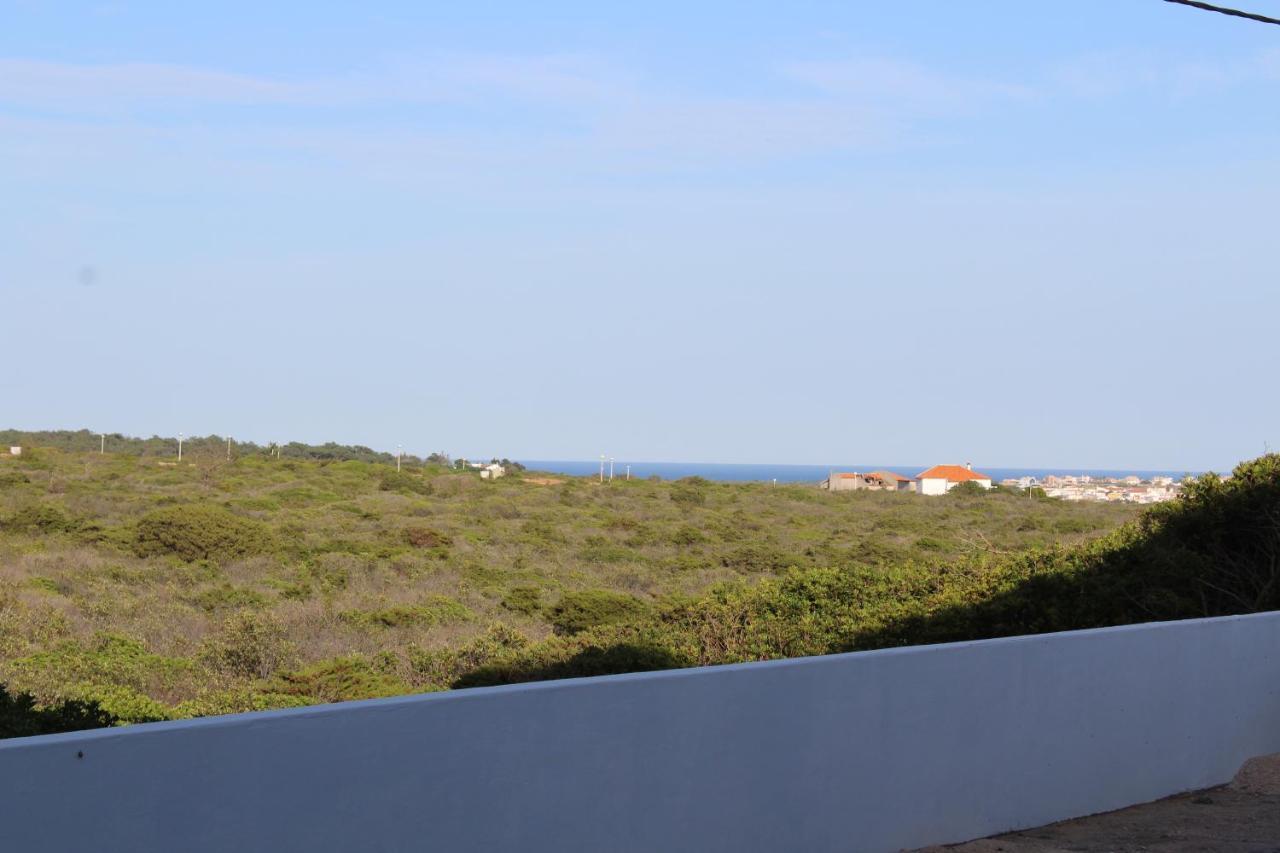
518 460 1199 484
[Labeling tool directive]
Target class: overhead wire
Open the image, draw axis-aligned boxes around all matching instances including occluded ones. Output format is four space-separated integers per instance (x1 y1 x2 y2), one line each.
1162 0 1280 26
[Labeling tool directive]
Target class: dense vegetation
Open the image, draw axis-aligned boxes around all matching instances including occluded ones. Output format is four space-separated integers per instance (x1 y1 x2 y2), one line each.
7 433 1264 739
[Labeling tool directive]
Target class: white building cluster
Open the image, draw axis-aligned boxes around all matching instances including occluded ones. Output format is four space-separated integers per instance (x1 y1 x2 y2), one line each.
1006 474 1181 504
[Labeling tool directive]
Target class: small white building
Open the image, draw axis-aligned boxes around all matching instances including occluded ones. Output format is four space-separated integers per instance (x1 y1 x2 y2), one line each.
7 446 21 456
479 463 506 480
916 463 993 496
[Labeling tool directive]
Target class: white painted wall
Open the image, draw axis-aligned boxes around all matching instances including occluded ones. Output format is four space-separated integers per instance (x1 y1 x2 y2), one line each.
919 477 992 495
3 613 1279 853
919 476 948 495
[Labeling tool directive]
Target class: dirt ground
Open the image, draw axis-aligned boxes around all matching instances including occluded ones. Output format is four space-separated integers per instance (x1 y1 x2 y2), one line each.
918 754 1280 853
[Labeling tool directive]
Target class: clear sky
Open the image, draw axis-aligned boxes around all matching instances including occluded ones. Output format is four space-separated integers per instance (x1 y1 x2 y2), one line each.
2 1 1277 470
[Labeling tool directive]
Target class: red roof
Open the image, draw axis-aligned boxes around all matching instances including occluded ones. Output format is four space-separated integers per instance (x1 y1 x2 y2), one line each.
866 470 909 482
836 473 859 479
916 464 991 482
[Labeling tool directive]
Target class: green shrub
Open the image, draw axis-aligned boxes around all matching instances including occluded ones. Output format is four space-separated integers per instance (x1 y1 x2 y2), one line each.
407 624 529 688
720 543 797 574
199 613 295 679
268 656 411 704
403 527 452 551
60 683 169 725
0 684 119 738
501 586 543 616
133 504 274 562
191 583 269 613
670 480 707 506
171 689 313 719
339 596 473 629
671 525 706 547
0 471 30 487
3 504 79 534
27 576 63 595
577 536 636 564
548 590 650 636
379 471 433 496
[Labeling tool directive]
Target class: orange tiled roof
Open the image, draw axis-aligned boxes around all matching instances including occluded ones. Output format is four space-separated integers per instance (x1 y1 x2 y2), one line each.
916 464 991 482
867 470 909 482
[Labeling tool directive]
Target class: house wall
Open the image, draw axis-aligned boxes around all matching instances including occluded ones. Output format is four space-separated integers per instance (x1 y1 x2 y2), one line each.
919 476 948 495
827 474 863 492
3 614 1279 853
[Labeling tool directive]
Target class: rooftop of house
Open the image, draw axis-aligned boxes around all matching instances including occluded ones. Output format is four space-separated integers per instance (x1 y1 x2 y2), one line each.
917 464 992 482
866 470 910 482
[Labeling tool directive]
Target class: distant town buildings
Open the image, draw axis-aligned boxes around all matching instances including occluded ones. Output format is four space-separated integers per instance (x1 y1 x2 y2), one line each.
820 461 1180 503
917 463 993 496
480 463 506 480
1014 474 1181 504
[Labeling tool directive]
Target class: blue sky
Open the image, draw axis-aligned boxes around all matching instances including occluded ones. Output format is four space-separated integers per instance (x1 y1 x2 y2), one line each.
2 1 1278 470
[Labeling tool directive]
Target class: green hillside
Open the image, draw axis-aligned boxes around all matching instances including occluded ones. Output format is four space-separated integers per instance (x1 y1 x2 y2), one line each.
0 434 1180 736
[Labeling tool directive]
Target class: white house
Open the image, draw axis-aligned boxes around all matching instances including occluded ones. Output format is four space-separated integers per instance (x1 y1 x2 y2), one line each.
916 463 993 496
479 463 506 480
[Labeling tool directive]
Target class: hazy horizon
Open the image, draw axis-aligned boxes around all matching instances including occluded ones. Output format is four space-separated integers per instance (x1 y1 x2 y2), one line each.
0 424 1230 475
3 2 1277 471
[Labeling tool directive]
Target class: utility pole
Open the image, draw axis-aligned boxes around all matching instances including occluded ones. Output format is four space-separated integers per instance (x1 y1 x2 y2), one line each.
177 432 184 461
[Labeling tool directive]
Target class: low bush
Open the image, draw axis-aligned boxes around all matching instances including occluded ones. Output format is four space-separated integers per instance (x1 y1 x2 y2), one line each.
268 656 411 704
501 586 543 616
199 613 296 680
3 504 79 535
403 527 452 551
670 479 708 506
339 596 473 629
407 624 530 688
133 504 274 562
0 684 118 739
548 590 650 636
379 472 433 496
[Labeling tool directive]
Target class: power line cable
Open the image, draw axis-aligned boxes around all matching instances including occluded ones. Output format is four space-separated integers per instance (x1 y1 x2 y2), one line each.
1162 0 1280 26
